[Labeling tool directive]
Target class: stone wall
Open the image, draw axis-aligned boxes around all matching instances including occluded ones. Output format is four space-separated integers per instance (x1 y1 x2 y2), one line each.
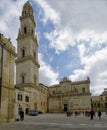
0 34 16 123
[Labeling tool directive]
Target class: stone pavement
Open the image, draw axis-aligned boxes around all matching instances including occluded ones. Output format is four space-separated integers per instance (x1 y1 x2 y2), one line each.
0 113 107 130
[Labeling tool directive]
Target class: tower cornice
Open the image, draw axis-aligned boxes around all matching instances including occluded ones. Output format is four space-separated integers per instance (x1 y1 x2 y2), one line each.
20 15 36 26
17 34 38 47
15 55 40 68
15 83 40 90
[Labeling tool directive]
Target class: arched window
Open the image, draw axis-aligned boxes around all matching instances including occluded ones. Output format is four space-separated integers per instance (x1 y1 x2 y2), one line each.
22 49 25 57
20 72 26 84
25 11 26 15
24 27 27 34
22 75 25 83
82 88 85 93
34 52 36 60
32 29 34 34
34 75 37 84
34 77 36 84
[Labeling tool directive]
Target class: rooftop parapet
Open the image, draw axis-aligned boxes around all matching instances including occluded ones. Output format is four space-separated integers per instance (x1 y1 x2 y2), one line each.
0 33 16 56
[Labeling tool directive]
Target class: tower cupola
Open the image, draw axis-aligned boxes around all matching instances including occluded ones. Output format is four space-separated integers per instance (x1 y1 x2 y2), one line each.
22 1 33 17
17 1 36 40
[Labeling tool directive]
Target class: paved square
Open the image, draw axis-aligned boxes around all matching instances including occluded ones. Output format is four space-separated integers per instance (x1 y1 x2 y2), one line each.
0 113 107 130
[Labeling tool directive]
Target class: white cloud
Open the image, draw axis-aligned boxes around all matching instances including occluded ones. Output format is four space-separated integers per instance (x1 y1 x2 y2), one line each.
39 53 59 86
45 27 75 53
37 0 107 53
76 30 107 46
0 20 8 31
0 0 27 47
34 0 60 25
46 0 107 32
69 46 107 95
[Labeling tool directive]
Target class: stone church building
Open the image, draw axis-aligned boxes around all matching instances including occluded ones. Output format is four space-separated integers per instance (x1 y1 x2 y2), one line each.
48 77 91 113
0 1 93 123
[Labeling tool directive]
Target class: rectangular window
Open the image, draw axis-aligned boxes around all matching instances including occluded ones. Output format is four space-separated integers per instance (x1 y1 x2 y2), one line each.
22 49 25 57
34 77 36 84
101 97 103 101
18 94 23 101
24 27 27 34
53 91 55 94
82 88 85 93
34 52 36 60
22 76 25 83
25 96 29 102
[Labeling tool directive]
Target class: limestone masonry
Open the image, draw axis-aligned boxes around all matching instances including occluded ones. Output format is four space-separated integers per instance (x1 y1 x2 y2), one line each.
0 1 107 123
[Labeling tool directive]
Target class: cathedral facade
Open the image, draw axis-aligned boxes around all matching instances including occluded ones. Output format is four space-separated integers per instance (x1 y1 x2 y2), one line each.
48 77 91 113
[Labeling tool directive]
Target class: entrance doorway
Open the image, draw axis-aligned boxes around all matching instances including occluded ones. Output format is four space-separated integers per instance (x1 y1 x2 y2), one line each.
64 104 68 112
18 105 22 115
25 108 29 114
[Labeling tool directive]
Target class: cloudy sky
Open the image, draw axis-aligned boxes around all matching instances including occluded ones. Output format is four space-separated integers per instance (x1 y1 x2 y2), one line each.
0 0 107 95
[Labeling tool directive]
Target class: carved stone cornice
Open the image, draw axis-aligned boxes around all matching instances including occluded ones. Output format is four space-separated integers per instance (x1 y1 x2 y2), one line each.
20 15 36 26
71 80 90 85
0 34 16 56
15 55 40 68
17 34 38 47
15 83 40 90
48 92 91 98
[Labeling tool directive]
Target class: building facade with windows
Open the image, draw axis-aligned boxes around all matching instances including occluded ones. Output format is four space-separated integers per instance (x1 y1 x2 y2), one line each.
0 34 16 123
92 88 107 112
48 77 91 113
39 83 48 113
100 88 107 112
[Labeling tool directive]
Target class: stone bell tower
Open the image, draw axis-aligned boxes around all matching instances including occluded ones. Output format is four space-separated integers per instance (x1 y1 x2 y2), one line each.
15 1 40 113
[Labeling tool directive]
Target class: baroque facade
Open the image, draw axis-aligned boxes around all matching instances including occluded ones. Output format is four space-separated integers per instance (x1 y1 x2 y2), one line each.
48 77 91 113
0 34 16 123
39 83 48 113
92 88 107 112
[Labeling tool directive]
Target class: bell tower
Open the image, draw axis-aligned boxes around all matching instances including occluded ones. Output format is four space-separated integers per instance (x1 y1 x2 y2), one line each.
17 1 36 41
15 1 40 112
